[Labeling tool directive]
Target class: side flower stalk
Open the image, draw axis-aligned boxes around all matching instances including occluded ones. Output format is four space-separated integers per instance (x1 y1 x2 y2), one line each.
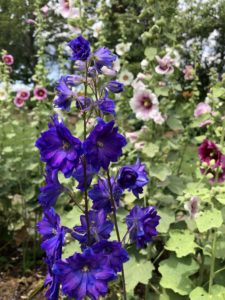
35 35 160 300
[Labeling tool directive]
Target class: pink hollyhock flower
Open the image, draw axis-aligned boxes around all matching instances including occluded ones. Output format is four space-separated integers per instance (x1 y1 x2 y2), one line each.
2 54 14 65
183 65 194 80
199 120 212 127
135 141 146 150
16 89 30 100
41 5 49 16
130 88 159 121
194 102 212 117
14 97 25 108
155 55 174 75
184 196 199 218
152 111 166 125
34 87 48 100
198 139 222 167
125 131 139 143
59 0 80 18
26 19 35 24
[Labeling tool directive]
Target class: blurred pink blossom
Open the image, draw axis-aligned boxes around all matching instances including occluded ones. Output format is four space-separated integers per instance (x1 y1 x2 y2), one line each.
130 88 159 121
41 5 49 16
14 97 25 108
135 141 146 150
184 196 199 218
194 102 212 117
17 89 30 101
26 19 36 24
155 55 175 75
2 54 14 65
183 65 194 80
59 0 80 18
152 111 166 125
34 87 48 101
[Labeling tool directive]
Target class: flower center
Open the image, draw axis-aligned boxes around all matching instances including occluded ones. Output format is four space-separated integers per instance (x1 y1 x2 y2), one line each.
63 140 70 150
142 97 152 109
123 75 129 81
82 265 89 272
38 90 44 96
97 141 104 148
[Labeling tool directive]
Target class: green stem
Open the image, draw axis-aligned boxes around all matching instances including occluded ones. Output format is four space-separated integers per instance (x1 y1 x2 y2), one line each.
106 170 127 300
208 232 217 294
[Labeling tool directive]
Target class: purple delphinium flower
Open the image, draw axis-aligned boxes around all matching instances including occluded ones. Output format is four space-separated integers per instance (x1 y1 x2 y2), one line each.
72 209 113 247
198 139 222 167
117 158 149 198
72 161 96 191
83 118 127 172
44 257 60 300
94 47 117 72
35 115 82 177
97 95 116 116
106 81 124 93
92 240 129 273
68 35 91 61
76 96 92 111
37 208 65 258
53 248 116 300
54 76 74 111
38 168 64 208
126 205 160 248
88 177 123 213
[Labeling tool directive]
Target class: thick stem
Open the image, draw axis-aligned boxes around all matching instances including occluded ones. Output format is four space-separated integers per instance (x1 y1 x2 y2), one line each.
208 231 217 294
106 170 127 300
83 61 91 245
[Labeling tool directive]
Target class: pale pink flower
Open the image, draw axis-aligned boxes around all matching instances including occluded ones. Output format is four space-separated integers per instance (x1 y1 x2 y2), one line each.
125 131 139 143
2 54 14 65
130 88 159 121
26 19 36 25
194 102 212 117
155 55 174 75
33 87 48 101
59 0 80 18
199 120 212 127
183 65 194 80
16 89 30 101
184 196 199 218
14 97 25 108
101 66 117 77
152 111 166 125
135 141 146 150
41 5 49 16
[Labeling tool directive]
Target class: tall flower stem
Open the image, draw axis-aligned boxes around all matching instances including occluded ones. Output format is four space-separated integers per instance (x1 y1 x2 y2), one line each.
208 231 217 293
83 61 91 245
106 170 127 300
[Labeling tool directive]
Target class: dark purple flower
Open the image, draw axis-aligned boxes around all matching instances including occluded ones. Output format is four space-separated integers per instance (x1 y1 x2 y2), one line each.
72 209 113 247
94 47 117 72
126 205 160 248
76 96 92 111
72 161 96 191
97 95 116 116
198 139 222 167
38 168 64 209
92 240 129 272
118 158 149 198
68 35 91 61
44 257 60 300
83 118 127 172
35 115 82 177
106 81 124 93
37 208 65 258
88 177 123 213
54 76 73 111
53 248 116 300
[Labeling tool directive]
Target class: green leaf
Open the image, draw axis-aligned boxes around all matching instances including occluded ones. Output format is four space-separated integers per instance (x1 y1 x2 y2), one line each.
159 255 199 295
154 86 170 96
142 143 159 158
150 164 172 181
211 87 225 98
157 209 175 233
167 176 185 195
166 116 184 130
60 206 81 228
62 240 81 258
144 47 157 60
124 252 154 293
165 230 197 257
190 285 225 300
195 209 223 233
215 236 225 259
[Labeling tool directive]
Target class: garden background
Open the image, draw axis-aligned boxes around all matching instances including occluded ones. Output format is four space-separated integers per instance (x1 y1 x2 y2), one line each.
1 0 225 299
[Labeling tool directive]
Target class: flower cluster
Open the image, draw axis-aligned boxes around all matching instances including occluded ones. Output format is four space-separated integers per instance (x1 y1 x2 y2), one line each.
198 139 225 182
35 35 160 300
